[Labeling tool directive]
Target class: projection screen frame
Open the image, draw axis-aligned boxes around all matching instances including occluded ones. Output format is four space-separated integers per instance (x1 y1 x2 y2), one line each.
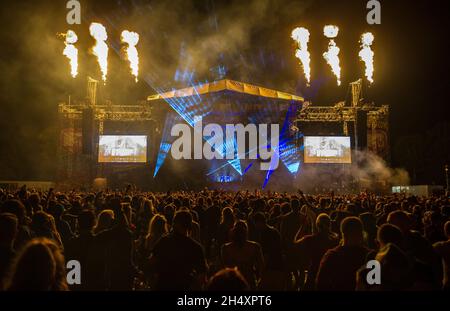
98 135 148 163
303 136 352 164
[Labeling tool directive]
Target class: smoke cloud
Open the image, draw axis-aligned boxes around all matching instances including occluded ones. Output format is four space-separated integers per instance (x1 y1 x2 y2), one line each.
293 150 410 193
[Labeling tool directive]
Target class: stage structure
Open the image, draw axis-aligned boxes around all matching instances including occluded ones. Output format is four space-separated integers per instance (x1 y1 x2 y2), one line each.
294 79 390 193
57 77 388 192
57 77 156 189
147 79 304 190
295 79 389 161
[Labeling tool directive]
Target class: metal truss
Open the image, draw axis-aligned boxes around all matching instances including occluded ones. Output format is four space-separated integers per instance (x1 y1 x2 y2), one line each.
295 103 388 123
58 102 155 122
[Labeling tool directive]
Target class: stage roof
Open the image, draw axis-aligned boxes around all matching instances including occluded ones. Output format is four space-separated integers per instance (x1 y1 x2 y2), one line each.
147 79 304 102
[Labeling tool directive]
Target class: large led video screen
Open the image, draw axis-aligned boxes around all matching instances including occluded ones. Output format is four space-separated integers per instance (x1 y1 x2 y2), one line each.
304 136 351 164
98 135 147 163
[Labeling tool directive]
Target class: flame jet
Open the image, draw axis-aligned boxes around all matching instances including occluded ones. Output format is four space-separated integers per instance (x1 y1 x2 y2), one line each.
62 30 78 78
89 23 109 82
291 27 311 85
323 25 341 86
121 30 140 82
359 32 375 84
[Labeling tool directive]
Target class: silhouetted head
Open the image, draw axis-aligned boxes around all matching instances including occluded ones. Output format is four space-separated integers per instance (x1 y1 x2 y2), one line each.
28 193 41 208
147 214 167 238
280 202 291 215
7 238 68 291
291 198 301 213
340 216 364 246
1 200 26 224
0 213 18 246
387 211 411 234
31 211 53 236
316 213 331 233
359 212 376 233
121 203 132 225
207 267 249 291
231 220 248 247
48 204 65 219
164 204 175 224
429 211 442 226
221 207 235 225
252 198 266 212
412 205 422 215
94 209 114 233
108 197 122 214
444 220 450 239
383 203 396 215
377 223 404 249
172 210 192 235
197 197 205 206
271 203 281 216
345 203 357 215
253 212 267 230
142 199 154 216
77 209 96 232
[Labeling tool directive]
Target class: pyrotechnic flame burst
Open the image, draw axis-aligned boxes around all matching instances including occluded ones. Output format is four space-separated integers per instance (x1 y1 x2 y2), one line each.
62 30 78 78
323 25 341 86
291 27 311 85
89 23 109 82
121 30 140 82
359 32 375 84
323 25 339 38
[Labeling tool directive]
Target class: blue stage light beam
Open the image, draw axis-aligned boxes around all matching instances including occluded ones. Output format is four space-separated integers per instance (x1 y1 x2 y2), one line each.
157 88 241 175
262 144 279 189
277 102 302 174
153 112 182 177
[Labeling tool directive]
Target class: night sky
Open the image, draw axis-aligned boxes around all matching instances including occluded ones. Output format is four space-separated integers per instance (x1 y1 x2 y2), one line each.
0 0 449 184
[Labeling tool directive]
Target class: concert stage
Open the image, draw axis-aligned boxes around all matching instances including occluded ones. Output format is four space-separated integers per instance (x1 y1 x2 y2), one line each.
57 78 388 192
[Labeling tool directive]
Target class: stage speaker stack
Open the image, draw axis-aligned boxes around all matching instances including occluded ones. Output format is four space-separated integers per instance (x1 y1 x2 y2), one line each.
355 110 368 151
82 108 94 154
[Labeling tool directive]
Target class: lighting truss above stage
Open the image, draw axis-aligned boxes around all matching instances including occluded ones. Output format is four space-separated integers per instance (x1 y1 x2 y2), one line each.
147 79 304 102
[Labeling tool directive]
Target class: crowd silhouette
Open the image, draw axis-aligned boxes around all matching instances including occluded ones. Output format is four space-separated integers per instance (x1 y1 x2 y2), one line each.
0 186 449 291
